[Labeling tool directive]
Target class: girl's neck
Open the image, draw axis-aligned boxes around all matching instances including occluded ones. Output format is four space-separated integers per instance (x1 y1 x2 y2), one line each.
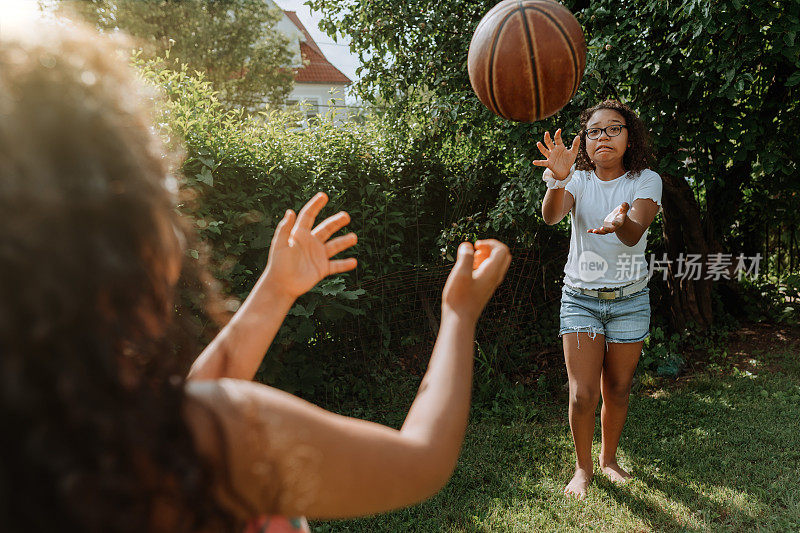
593 163 626 181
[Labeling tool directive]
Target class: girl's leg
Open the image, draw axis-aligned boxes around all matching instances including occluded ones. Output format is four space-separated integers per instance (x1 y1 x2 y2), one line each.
599 340 643 482
562 330 605 498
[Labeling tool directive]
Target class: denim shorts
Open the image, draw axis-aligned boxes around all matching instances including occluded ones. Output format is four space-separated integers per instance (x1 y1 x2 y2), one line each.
558 283 651 348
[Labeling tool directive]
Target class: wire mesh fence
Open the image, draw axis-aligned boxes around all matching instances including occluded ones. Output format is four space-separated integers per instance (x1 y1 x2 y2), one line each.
314 244 569 379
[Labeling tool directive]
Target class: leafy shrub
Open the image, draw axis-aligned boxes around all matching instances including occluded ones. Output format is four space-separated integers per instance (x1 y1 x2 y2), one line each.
641 326 684 377
137 56 788 409
732 274 799 324
136 57 566 405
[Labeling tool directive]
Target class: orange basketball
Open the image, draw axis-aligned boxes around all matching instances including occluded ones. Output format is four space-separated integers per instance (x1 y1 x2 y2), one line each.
467 0 586 122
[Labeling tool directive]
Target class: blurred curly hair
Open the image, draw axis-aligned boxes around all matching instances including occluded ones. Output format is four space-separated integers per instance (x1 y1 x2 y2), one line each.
574 99 654 178
0 12 241 532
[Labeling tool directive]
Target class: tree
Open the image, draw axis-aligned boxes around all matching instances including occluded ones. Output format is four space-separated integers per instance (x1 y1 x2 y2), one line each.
308 0 800 332
59 0 296 108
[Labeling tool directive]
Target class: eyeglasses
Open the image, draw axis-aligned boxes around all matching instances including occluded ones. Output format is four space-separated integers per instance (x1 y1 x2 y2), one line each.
585 125 627 140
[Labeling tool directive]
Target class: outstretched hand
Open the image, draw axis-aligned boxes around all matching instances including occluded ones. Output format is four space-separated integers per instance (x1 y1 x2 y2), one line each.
588 202 630 235
533 128 581 180
263 192 358 299
442 240 511 323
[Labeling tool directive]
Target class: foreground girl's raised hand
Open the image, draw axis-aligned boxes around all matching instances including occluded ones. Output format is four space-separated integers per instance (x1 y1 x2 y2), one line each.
264 192 358 299
188 192 358 382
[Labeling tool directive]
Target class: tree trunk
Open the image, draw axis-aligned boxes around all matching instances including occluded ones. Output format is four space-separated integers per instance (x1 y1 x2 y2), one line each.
660 172 715 330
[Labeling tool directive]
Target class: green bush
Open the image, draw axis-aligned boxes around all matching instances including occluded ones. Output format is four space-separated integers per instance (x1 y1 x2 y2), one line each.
641 326 684 377
138 56 789 410
137 57 567 405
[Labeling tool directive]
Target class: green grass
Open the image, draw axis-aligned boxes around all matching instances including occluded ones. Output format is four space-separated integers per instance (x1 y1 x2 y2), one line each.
311 345 800 532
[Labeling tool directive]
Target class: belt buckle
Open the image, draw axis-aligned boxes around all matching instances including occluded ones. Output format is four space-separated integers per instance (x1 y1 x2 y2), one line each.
598 289 617 300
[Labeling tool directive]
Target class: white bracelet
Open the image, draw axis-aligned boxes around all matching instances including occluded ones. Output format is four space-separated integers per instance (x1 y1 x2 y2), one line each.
542 165 575 189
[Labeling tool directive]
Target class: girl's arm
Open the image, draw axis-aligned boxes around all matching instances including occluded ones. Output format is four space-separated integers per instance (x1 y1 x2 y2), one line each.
588 198 660 246
183 240 512 520
542 185 575 225
534 129 580 225
614 198 660 246
188 193 357 382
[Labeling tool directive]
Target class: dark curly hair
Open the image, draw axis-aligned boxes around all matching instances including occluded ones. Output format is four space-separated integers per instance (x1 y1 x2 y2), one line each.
574 99 654 178
0 12 241 532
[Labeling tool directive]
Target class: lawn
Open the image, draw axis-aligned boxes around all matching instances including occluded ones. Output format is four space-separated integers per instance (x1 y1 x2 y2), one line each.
311 323 800 532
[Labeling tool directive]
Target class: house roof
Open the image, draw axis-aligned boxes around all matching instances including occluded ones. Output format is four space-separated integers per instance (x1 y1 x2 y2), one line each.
284 11 352 85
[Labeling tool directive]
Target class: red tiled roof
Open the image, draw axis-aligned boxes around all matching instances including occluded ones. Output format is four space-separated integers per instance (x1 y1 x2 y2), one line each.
284 11 352 85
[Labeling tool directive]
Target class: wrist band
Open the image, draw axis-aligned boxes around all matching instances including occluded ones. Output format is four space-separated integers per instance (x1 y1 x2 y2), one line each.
542 165 575 189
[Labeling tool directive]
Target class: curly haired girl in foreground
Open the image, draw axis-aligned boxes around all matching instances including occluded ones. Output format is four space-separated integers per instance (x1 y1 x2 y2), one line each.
0 11 510 532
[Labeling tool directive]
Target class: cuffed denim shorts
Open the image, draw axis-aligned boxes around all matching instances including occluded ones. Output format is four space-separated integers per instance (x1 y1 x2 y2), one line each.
558 283 651 348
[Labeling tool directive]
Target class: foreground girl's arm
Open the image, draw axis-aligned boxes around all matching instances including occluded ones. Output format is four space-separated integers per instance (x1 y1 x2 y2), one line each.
184 240 511 520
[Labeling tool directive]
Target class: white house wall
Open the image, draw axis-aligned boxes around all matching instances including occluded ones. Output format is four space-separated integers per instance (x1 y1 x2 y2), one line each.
288 83 348 124
272 15 303 66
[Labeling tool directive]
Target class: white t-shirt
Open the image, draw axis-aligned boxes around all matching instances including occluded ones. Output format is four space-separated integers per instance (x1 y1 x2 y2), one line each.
562 168 663 289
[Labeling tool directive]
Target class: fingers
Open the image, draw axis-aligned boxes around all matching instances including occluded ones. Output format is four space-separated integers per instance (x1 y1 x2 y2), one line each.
296 192 328 231
472 241 492 270
328 257 357 275
570 135 581 154
587 227 613 235
453 242 475 276
544 130 555 150
473 239 511 281
532 159 549 167
325 232 357 258
312 211 351 241
271 209 295 247
554 128 563 146
536 141 549 158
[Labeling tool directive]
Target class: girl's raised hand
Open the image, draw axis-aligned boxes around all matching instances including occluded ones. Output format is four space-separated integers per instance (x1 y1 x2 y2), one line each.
263 192 358 299
533 128 581 180
588 202 630 235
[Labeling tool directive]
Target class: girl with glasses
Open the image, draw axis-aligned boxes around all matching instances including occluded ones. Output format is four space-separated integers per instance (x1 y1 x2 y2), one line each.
534 100 663 499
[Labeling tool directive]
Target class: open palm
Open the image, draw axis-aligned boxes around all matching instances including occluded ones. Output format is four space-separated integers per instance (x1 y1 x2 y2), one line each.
588 202 630 235
533 128 581 180
265 193 357 299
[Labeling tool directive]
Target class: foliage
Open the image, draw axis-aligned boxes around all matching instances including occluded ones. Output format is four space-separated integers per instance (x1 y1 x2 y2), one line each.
308 0 800 333
136 0 800 398
641 325 685 377
734 273 800 324
62 0 295 108
136 52 570 403
308 0 800 236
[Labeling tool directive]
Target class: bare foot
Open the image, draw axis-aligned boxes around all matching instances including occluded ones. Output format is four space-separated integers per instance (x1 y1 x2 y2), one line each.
598 458 632 483
563 467 593 499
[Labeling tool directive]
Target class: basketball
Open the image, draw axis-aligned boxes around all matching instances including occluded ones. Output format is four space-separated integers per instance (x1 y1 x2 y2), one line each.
467 0 586 122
